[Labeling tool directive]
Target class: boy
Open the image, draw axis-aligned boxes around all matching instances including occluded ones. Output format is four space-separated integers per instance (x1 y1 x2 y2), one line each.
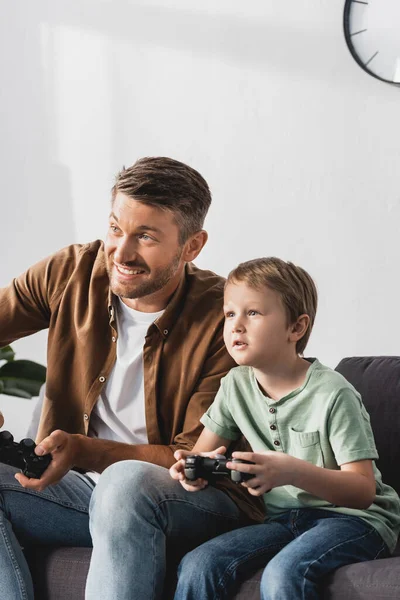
170 257 400 600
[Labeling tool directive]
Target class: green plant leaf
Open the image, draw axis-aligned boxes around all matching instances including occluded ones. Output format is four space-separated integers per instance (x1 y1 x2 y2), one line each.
0 360 46 382
0 386 32 399
0 377 43 397
0 346 15 362
0 353 46 398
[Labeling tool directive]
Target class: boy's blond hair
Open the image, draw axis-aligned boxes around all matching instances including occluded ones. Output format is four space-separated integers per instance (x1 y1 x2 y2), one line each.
226 257 318 355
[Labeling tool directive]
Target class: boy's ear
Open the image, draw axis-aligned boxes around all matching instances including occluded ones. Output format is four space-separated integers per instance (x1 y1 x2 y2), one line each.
289 314 310 343
182 230 208 262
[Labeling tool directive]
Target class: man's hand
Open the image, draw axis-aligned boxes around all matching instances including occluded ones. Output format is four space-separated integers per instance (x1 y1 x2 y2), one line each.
0 411 4 428
170 446 227 492
14 429 80 492
227 450 297 496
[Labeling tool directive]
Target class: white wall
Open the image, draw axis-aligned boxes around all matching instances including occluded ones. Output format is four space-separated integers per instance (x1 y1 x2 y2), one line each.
1 0 399 437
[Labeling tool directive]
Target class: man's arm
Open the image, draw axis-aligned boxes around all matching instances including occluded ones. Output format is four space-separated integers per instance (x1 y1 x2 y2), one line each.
15 431 176 491
75 436 176 470
0 258 53 347
16 322 235 491
168 323 236 453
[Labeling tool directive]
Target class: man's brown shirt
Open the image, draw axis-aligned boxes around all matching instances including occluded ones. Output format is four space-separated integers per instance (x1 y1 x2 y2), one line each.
0 240 264 522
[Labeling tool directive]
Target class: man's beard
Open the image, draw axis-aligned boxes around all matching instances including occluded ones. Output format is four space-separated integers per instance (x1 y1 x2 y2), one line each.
107 249 183 300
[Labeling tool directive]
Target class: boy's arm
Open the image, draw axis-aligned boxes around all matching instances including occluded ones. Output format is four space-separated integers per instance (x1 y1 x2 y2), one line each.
192 428 231 454
228 451 376 509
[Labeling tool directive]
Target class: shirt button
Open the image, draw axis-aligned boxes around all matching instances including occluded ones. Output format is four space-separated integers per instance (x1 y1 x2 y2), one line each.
274 440 280 446
99 376 106 383
270 425 277 431
84 413 89 421
112 336 116 342
269 407 276 414
163 329 168 335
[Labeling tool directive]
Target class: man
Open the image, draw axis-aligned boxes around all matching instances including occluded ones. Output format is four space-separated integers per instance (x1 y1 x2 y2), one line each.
0 157 263 599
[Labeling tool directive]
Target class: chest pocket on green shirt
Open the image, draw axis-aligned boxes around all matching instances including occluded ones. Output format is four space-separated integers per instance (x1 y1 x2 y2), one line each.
288 429 324 467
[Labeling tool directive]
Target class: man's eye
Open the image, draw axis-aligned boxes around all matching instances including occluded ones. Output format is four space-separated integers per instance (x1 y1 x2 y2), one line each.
138 234 152 241
110 224 120 233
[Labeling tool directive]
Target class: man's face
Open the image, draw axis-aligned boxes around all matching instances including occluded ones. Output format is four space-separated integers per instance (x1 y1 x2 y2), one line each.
105 192 185 310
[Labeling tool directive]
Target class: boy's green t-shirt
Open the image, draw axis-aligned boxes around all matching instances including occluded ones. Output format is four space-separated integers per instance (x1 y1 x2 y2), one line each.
201 359 400 552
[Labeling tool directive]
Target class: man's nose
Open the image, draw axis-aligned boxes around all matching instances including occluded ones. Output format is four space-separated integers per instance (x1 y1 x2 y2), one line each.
114 238 139 264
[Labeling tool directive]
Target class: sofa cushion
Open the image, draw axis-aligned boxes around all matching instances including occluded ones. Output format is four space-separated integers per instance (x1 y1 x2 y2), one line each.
335 356 400 495
234 556 400 600
28 547 91 600
29 542 400 600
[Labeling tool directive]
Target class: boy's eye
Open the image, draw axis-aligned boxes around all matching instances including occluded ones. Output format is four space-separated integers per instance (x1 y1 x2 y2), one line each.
248 310 258 316
225 311 234 318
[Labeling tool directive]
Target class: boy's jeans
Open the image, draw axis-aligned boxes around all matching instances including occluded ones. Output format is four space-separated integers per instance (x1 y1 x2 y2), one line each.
174 508 390 600
0 460 240 600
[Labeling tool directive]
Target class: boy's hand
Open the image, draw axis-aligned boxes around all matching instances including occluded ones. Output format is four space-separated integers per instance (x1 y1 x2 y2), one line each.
169 446 227 492
227 450 297 496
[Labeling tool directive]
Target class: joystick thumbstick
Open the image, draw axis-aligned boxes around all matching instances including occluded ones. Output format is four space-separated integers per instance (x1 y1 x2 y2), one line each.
20 438 36 456
0 431 14 446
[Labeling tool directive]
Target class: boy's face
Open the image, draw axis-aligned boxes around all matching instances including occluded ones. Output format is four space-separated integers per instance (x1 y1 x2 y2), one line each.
223 281 294 369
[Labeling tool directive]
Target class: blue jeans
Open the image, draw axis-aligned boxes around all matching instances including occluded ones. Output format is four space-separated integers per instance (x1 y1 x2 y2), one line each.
86 460 241 600
0 460 240 600
0 464 94 600
174 508 390 600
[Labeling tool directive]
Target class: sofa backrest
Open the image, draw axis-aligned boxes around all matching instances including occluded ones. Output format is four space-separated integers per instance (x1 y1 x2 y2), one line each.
335 356 400 495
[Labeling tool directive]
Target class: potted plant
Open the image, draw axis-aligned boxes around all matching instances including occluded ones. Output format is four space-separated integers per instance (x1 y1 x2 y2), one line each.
0 345 46 399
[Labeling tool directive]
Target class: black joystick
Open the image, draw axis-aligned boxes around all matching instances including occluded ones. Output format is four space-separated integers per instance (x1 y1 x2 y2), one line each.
0 430 52 478
184 454 255 484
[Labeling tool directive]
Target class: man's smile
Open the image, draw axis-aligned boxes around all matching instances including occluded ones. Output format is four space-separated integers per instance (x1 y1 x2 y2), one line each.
114 263 148 278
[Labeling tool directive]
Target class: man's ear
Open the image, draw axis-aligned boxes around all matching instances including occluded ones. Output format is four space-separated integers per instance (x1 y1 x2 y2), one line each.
182 230 208 262
289 314 310 343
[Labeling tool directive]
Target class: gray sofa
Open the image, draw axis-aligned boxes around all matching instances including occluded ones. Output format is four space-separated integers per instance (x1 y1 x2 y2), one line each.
27 356 400 599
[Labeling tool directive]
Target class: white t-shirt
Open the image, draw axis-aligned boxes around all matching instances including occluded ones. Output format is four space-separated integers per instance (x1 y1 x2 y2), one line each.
86 298 164 483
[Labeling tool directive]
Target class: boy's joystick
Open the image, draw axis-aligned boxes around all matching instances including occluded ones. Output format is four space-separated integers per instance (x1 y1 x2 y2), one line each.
184 454 255 484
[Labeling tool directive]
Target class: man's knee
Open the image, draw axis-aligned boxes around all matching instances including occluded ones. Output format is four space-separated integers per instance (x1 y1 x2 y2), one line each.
89 461 173 532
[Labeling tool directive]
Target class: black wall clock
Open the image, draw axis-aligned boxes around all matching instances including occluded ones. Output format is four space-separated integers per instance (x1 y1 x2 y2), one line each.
343 0 400 85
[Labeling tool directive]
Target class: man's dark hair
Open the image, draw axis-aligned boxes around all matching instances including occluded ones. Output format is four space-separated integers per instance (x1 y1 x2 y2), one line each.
112 157 212 243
